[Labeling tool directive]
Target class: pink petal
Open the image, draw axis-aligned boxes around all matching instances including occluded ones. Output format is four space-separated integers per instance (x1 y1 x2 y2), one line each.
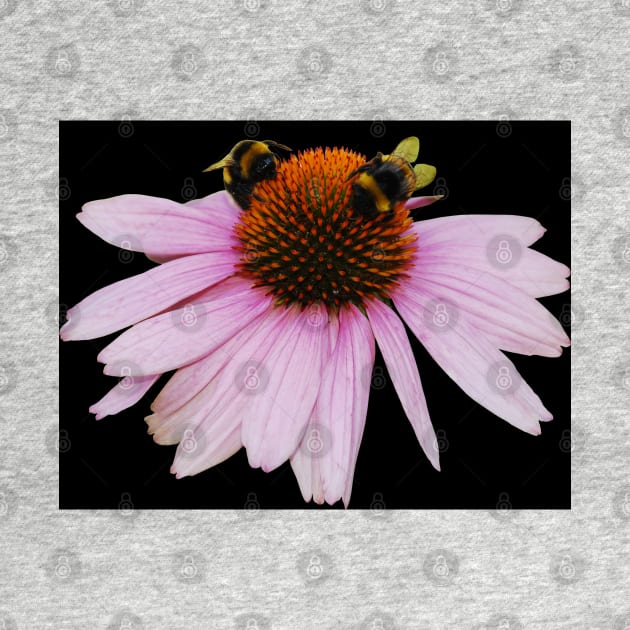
149 307 267 419
164 306 299 477
60 251 237 340
77 192 238 263
416 241 570 298
290 305 375 507
404 195 444 211
241 304 330 472
184 191 242 214
366 299 440 471
394 290 552 435
415 214 547 248
289 314 341 504
89 374 160 420
403 262 569 357
99 279 272 376
145 326 262 446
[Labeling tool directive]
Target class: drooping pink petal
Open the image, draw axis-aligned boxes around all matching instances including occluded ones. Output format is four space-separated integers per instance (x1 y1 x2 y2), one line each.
77 192 239 263
89 374 160 420
165 305 303 478
366 299 440 470
60 251 237 341
403 262 569 357
404 195 444 211
394 290 552 435
290 305 375 507
415 241 570 298
149 305 268 420
289 314 340 504
98 279 272 376
241 304 330 473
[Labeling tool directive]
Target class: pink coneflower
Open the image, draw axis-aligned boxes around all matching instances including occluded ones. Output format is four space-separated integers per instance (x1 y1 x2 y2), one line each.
61 145 570 506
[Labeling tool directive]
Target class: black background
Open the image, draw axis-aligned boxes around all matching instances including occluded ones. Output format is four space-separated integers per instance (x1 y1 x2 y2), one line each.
60 121 570 509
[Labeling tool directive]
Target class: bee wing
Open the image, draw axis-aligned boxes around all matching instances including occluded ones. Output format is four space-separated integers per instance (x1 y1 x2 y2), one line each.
391 136 420 163
413 163 437 190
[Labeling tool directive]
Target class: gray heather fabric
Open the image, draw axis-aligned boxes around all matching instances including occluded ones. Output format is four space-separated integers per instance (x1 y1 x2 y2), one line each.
0 1 629 628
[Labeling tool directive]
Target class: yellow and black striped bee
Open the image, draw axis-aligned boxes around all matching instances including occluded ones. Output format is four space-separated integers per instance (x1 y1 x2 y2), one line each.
203 139 291 209
347 136 437 218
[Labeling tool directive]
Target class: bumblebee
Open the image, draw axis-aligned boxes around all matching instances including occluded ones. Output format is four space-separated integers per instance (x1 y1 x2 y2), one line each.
347 136 437 217
203 139 291 209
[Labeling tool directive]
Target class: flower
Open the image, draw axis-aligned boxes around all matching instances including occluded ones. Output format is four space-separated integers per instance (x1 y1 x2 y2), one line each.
60 145 570 507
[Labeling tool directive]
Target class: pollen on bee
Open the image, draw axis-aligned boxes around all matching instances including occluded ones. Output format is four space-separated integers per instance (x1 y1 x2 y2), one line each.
233 146 418 308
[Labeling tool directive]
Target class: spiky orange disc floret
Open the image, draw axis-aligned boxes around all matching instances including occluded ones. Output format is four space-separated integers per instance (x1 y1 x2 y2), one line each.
233 147 418 308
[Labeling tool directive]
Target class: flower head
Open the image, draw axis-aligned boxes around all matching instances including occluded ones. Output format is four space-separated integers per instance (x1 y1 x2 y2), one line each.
61 139 570 507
